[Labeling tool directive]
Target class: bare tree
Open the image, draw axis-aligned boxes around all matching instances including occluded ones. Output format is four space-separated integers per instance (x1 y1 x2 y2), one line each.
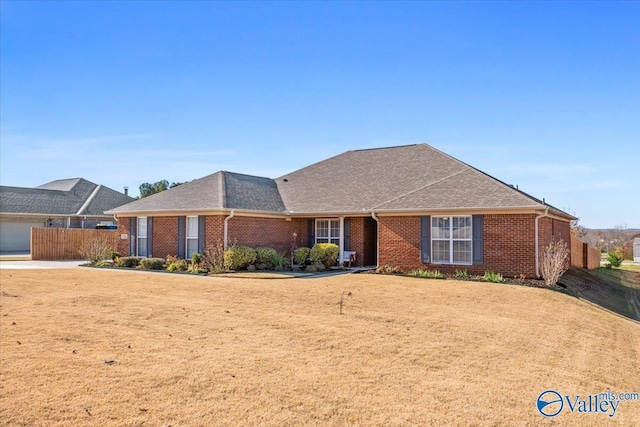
540 239 569 287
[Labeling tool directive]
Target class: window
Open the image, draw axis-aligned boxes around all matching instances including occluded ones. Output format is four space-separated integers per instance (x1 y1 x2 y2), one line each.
431 216 472 264
315 219 340 245
186 216 198 259
137 217 148 257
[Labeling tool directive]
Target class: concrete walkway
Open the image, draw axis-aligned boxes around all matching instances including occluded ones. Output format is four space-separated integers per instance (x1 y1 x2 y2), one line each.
0 260 84 269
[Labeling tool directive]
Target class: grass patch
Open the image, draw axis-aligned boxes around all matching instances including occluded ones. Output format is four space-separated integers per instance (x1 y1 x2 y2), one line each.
1 269 638 426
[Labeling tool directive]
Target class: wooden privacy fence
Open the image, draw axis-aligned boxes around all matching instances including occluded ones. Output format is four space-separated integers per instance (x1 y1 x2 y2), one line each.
570 234 601 270
31 228 119 260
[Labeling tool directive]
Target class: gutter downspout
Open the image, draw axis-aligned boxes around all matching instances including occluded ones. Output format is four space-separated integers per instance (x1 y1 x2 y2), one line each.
371 211 379 268
223 209 235 249
534 206 549 278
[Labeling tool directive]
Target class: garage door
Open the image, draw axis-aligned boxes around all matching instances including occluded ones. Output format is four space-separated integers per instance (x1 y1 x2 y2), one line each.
0 222 43 252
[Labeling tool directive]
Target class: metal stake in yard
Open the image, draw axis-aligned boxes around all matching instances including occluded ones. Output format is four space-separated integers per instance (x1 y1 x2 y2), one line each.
338 291 344 315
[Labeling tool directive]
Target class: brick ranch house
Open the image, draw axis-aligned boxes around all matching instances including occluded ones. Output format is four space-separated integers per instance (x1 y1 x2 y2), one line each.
107 144 575 278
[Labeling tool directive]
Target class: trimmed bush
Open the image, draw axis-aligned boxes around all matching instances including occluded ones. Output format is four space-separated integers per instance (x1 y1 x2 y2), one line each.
110 251 121 261
255 247 278 270
140 257 165 270
293 247 311 265
223 245 256 270
310 243 339 269
117 256 142 268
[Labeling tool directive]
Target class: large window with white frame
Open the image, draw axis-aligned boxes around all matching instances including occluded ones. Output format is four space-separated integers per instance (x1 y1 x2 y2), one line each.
137 217 148 257
431 216 472 264
186 216 199 259
315 219 340 245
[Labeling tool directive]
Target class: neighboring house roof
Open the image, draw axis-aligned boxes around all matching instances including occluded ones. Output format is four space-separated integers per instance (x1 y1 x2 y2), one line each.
107 144 575 219
0 178 134 217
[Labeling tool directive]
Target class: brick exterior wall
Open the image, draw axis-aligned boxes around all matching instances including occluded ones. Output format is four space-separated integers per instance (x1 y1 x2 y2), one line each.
116 218 131 256
152 217 179 258
227 217 307 255
377 214 571 278
115 212 570 277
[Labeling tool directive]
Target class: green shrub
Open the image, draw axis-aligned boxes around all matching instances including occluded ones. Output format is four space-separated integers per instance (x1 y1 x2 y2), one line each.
272 252 288 271
454 269 468 278
255 247 278 269
140 257 165 270
191 252 203 266
410 269 444 279
117 256 142 268
607 252 623 268
167 259 188 272
483 271 504 283
293 247 311 265
223 245 256 270
110 251 121 261
95 260 112 268
310 243 339 269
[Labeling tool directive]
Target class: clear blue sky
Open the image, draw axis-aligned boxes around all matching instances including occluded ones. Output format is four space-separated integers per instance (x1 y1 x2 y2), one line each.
1 1 638 229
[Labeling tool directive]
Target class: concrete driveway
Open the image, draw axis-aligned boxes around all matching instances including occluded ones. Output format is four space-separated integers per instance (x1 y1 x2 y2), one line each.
0 260 84 269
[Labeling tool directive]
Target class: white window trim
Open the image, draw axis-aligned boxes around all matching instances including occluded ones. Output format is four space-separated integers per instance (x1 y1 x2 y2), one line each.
186 216 198 259
431 215 473 265
137 216 147 257
315 218 341 246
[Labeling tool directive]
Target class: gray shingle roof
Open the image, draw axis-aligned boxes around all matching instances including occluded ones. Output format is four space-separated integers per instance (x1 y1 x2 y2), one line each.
107 171 285 214
276 144 546 213
108 144 573 219
0 178 134 216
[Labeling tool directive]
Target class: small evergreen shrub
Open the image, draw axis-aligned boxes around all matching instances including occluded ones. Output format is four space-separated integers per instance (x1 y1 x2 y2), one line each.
255 247 278 269
293 247 311 265
483 271 504 283
95 260 112 268
110 251 121 261
607 251 623 268
223 245 257 270
117 256 142 268
310 243 339 269
272 252 288 270
140 257 165 270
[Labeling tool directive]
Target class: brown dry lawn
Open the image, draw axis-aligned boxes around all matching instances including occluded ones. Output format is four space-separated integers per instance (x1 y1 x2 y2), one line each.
1 268 639 426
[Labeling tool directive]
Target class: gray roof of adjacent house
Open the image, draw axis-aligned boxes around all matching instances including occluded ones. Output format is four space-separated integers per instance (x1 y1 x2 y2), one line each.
107 144 574 219
0 178 135 217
